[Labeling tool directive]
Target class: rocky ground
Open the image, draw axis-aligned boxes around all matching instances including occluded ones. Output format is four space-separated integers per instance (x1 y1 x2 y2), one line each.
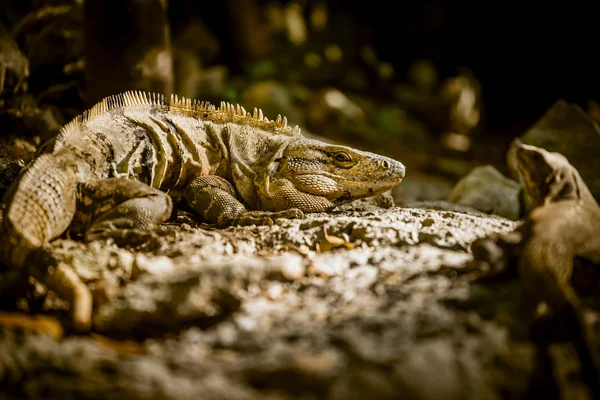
2 201 594 400
1 2 600 398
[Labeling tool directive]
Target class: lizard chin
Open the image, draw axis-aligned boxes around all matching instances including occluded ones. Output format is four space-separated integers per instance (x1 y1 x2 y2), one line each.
287 165 405 206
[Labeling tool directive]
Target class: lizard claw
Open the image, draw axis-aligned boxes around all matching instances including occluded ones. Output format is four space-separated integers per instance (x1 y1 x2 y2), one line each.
229 215 274 227
30 258 93 333
85 226 177 247
227 208 304 227
275 208 304 220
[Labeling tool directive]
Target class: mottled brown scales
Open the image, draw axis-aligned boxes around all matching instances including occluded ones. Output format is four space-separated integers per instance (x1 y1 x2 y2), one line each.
0 90 405 331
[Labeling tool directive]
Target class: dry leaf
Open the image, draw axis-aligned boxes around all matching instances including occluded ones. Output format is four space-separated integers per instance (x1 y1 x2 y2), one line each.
0 312 63 340
317 227 355 252
91 333 147 355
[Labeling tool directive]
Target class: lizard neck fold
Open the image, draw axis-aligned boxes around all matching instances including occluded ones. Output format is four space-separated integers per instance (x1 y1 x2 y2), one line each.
223 123 297 209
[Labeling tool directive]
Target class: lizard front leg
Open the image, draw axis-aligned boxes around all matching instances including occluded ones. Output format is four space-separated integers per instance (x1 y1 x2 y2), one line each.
78 177 173 246
28 248 93 332
184 175 303 227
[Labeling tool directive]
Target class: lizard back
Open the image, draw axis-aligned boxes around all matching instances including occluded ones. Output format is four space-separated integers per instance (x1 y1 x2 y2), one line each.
54 91 301 192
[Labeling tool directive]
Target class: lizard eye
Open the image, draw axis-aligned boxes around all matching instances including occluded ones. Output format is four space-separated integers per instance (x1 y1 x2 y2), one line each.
334 152 352 164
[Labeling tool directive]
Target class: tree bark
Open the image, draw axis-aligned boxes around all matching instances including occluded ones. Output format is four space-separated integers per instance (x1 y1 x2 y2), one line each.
223 0 271 66
83 0 173 107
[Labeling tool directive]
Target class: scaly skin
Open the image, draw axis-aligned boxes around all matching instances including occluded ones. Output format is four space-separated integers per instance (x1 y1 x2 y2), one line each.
472 142 600 397
0 90 405 331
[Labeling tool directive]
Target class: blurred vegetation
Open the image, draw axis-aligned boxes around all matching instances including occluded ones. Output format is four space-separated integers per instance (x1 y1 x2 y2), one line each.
0 0 598 197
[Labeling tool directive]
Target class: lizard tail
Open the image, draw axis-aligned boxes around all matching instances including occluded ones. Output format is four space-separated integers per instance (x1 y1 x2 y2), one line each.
519 236 600 397
1 152 80 269
0 152 93 331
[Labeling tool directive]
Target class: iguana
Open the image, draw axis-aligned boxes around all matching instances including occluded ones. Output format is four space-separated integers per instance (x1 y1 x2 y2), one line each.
0 90 406 331
472 141 600 397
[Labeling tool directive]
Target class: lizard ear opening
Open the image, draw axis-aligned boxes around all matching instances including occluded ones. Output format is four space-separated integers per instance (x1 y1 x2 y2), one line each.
268 140 295 179
274 157 286 175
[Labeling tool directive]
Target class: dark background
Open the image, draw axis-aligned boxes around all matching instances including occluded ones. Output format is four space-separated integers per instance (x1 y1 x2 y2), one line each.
170 0 599 134
3 0 598 136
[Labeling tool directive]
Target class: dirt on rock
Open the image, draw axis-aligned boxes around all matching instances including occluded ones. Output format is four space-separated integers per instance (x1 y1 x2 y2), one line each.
2 204 566 400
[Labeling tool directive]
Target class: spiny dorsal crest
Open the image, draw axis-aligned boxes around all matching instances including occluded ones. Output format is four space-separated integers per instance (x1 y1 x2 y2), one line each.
169 94 294 131
55 90 301 147
56 90 167 147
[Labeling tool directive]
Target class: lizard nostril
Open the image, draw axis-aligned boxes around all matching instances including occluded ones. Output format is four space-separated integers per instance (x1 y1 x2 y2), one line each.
381 160 390 169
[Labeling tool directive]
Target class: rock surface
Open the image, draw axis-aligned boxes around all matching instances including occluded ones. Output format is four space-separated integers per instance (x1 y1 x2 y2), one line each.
447 165 521 220
2 205 568 400
509 100 600 203
0 22 29 94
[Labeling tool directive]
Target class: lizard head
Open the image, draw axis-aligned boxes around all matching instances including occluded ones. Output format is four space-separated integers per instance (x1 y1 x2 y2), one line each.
272 138 405 208
514 141 595 209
